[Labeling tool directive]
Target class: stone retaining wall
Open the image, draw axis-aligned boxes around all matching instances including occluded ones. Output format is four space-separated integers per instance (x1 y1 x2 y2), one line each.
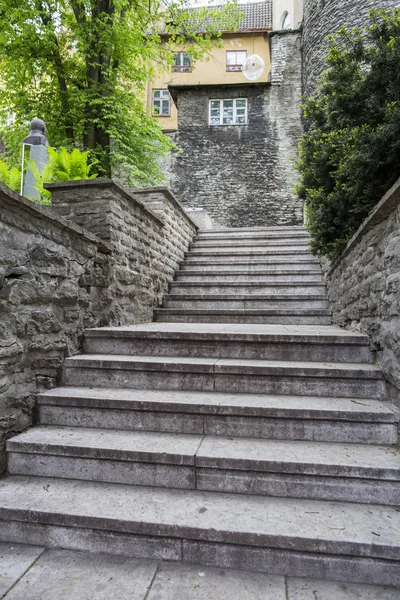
326 178 400 404
0 180 197 472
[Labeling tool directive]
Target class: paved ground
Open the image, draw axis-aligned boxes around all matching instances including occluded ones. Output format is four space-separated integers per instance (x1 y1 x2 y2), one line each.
1 543 399 599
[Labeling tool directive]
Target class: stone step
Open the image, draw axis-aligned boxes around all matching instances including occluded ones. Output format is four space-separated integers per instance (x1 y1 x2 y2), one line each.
37 387 399 444
0 476 399 585
189 245 311 253
184 257 320 266
186 250 314 258
7 427 400 505
169 282 327 296
191 241 310 249
175 271 324 283
163 295 329 309
196 229 310 241
199 226 307 234
155 309 332 325
83 324 370 363
63 354 386 399
181 263 322 272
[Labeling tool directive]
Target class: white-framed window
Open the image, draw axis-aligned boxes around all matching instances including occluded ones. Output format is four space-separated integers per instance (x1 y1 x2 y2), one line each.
173 52 191 72
209 98 248 126
152 89 171 116
226 50 247 72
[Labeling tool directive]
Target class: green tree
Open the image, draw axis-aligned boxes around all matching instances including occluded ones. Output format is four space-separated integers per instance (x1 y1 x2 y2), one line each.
297 8 400 257
0 0 239 185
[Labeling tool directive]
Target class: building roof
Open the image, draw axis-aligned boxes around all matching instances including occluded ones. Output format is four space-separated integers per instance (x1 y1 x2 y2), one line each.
159 1 273 35
236 1 273 31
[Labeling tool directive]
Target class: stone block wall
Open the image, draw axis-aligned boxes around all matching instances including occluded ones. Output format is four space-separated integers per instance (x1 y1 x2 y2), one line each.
0 180 197 472
160 31 304 228
326 178 400 404
302 0 400 97
48 179 197 324
0 184 111 472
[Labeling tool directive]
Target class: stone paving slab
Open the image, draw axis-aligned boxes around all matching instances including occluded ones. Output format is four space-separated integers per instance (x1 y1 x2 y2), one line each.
0 543 44 597
288 577 400 599
1 548 157 600
146 563 286 599
1 545 400 599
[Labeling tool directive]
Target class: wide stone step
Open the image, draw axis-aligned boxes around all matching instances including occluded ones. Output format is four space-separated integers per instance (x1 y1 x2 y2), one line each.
0 476 399 585
191 241 310 250
169 282 327 296
198 226 307 235
83 324 371 363
196 232 310 241
163 295 329 309
184 257 320 265
63 354 386 399
155 310 332 325
7 427 400 505
189 246 311 254
37 387 398 444
163 294 329 310
186 250 314 258
175 271 324 283
181 263 322 272
38 386 399 444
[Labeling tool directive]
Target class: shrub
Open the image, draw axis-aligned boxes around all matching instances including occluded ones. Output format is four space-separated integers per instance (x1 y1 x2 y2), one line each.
0 160 21 192
297 8 400 258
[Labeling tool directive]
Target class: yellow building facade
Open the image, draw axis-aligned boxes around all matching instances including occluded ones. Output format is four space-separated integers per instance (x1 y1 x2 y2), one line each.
146 4 273 131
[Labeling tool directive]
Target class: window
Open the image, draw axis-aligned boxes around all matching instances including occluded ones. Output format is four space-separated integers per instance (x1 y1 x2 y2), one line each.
226 51 247 72
152 90 170 116
173 52 192 72
281 11 291 29
209 98 247 126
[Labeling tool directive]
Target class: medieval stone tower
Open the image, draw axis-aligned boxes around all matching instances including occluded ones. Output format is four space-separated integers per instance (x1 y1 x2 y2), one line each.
302 0 400 95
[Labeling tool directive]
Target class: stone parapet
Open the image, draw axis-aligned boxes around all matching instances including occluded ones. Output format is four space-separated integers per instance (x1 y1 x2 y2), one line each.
326 177 400 404
47 179 198 325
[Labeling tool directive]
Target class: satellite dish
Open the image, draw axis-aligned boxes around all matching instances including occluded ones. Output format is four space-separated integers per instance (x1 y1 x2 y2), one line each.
242 54 265 81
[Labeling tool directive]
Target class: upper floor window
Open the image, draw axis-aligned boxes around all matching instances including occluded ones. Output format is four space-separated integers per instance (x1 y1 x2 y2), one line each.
152 89 170 116
226 50 247 72
209 98 248 126
173 52 192 72
281 11 291 29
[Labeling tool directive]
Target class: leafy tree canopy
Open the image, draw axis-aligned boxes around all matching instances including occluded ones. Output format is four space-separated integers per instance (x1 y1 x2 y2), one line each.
0 0 240 185
297 8 400 258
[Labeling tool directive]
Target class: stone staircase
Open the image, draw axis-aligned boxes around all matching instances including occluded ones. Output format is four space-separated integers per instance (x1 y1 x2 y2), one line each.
1 226 399 586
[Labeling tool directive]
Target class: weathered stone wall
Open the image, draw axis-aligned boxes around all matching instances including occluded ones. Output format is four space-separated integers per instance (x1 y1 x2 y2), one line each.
326 178 400 405
0 184 111 472
160 32 304 228
302 0 400 97
0 180 197 472
48 180 197 324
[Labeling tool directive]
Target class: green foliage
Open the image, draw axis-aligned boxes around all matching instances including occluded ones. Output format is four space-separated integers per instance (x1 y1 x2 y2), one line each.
0 0 240 185
43 147 97 182
0 160 21 192
297 8 400 257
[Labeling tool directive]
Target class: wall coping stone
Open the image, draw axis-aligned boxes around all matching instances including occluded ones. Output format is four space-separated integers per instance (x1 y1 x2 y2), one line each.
328 176 400 276
44 178 164 229
131 186 199 230
0 182 112 254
